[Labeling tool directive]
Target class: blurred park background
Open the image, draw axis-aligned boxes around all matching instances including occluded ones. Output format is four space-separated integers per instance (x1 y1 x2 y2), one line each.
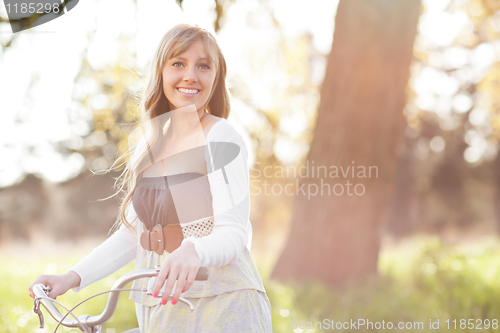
2 0 500 332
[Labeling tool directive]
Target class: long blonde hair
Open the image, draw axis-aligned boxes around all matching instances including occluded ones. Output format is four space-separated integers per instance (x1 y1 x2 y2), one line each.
111 23 230 231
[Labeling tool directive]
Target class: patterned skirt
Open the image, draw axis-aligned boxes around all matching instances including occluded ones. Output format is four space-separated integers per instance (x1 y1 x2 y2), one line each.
134 288 273 332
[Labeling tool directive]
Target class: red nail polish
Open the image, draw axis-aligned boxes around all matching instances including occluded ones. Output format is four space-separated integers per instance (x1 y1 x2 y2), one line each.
161 299 166 305
153 292 157 298
172 299 177 305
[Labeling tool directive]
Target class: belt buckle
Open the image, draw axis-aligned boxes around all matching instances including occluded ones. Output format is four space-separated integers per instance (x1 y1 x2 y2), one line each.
140 224 165 255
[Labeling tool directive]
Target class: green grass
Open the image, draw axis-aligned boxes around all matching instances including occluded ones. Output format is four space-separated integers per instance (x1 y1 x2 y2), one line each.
0 245 138 333
267 235 500 333
4 235 500 333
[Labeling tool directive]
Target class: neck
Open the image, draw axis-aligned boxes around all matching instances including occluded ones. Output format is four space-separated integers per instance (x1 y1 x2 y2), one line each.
168 107 206 139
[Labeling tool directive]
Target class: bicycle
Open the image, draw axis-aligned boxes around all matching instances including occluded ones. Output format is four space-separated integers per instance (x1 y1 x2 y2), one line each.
31 265 209 333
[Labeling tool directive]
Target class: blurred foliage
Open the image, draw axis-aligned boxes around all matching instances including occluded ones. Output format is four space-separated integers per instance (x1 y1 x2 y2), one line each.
7 236 500 332
232 23 322 236
69 33 143 173
398 0 500 234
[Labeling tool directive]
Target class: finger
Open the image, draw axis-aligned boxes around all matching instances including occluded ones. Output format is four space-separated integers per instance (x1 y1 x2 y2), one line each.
152 263 170 297
170 271 188 305
182 269 197 294
28 277 42 293
47 288 60 299
29 279 44 298
29 275 50 291
161 267 179 305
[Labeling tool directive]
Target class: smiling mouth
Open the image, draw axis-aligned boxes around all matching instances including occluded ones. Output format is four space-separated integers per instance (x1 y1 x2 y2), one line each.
177 87 200 94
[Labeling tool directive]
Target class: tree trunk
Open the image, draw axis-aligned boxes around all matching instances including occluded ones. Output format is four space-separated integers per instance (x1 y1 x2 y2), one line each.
270 0 421 287
386 126 420 237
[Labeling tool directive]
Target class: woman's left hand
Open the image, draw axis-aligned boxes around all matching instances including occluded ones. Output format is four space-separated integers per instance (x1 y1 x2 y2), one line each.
152 241 201 305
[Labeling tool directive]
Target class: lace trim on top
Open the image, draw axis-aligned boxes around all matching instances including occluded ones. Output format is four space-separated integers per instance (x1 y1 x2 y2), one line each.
181 216 214 238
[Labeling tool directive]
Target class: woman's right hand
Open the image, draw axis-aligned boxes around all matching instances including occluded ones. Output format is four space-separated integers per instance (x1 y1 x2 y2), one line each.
28 270 82 299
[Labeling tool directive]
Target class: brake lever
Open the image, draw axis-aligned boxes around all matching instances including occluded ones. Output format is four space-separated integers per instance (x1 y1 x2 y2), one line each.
33 285 51 328
33 298 44 329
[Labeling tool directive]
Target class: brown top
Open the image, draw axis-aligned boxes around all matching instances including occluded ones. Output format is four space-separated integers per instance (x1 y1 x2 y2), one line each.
132 172 213 231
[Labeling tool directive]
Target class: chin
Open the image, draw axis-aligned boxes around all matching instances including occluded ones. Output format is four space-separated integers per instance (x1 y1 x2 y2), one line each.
170 102 198 110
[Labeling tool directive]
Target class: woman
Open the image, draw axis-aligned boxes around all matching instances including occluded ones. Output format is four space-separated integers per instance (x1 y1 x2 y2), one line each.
29 23 272 332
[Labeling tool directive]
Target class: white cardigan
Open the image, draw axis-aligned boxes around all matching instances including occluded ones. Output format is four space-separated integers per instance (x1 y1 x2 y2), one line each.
69 118 253 292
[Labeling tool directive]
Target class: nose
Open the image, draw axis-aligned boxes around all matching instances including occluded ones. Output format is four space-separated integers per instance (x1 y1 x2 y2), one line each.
183 64 198 83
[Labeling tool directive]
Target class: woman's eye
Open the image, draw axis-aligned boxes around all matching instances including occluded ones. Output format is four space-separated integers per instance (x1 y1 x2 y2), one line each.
172 62 210 69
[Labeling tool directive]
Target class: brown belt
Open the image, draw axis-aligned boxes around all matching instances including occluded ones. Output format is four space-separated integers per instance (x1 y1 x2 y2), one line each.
140 224 184 255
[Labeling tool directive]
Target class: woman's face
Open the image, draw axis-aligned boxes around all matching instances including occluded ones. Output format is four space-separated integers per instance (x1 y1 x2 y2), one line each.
162 40 217 113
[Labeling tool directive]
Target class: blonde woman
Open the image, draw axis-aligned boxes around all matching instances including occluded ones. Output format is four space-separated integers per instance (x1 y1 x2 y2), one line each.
29 23 272 332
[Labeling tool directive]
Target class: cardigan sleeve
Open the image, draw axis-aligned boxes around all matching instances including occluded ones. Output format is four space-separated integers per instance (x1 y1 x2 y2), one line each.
181 121 251 268
67 204 138 292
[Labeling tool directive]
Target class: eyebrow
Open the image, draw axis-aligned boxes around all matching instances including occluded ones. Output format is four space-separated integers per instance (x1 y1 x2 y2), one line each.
172 56 212 63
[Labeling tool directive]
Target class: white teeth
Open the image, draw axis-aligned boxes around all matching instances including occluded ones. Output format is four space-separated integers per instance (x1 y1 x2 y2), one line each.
178 88 199 94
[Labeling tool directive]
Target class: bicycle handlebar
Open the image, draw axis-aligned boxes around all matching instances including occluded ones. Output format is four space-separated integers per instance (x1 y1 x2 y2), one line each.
32 266 209 332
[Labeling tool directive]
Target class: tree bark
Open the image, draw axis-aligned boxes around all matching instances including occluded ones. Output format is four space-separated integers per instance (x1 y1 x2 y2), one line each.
270 0 422 287
386 126 420 237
